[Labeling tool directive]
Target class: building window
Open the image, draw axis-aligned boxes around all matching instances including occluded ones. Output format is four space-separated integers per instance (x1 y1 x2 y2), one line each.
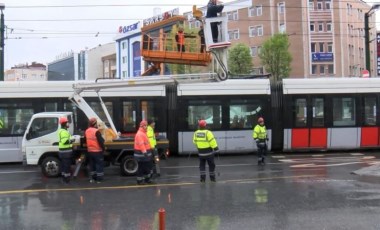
249 26 256 37
257 5 262 16
318 22 324 32
317 2 323 10
228 30 239 40
279 23 286 33
319 42 324 52
326 22 332 32
122 42 127 49
310 22 315 32
278 2 285 14
227 10 238 20
312 65 317 74
257 26 263 36
248 7 255 17
328 64 334 74
122 71 127 78
320 65 325 74
122 56 127 64
327 42 333 52
251 46 258 57
325 2 331 10
311 43 316 53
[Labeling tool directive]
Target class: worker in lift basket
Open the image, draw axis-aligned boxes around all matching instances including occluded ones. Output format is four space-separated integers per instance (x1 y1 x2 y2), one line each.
134 120 154 185
206 0 224 43
193 120 219 182
58 117 74 184
85 117 105 183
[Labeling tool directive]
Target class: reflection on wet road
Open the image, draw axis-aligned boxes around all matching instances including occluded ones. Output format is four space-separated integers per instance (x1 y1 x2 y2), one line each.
1 153 380 230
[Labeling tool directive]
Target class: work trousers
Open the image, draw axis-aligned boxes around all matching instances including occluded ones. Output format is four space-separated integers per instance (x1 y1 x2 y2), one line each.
59 149 73 180
88 152 104 181
257 142 267 162
136 159 153 183
211 22 219 43
199 154 216 180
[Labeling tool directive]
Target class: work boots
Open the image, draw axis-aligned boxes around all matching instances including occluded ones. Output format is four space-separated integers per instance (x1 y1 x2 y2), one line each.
200 175 206 183
210 176 216 182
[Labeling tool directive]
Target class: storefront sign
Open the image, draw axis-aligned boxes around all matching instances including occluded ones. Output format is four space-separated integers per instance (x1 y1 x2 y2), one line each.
118 22 140 34
143 8 179 26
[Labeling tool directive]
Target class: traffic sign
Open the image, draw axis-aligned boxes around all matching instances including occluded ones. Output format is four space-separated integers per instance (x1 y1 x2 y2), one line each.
362 69 370 78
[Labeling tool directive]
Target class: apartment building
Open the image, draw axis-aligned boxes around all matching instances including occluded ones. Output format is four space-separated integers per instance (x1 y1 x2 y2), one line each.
186 0 374 78
5 62 46 81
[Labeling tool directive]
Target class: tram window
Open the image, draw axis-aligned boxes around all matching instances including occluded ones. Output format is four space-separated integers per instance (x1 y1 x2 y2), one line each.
332 97 356 126
0 108 34 135
312 98 324 127
293 98 307 127
364 97 376 126
44 102 58 112
122 101 136 133
186 101 221 130
28 117 58 139
230 100 263 129
88 101 113 126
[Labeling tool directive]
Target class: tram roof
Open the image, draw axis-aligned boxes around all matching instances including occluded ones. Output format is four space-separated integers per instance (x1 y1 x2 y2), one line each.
283 78 380 94
0 81 166 98
177 79 271 96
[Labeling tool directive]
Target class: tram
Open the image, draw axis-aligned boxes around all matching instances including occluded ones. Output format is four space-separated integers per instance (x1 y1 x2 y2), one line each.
0 77 380 163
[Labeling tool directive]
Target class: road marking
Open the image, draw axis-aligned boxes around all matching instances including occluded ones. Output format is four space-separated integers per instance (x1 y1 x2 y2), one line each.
0 170 39 174
290 162 365 168
271 155 285 159
0 174 323 195
350 153 364 156
312 154 324 157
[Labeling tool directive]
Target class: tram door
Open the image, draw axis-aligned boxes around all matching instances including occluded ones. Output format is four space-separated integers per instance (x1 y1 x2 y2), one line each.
360 96 379 147
291 96 327 149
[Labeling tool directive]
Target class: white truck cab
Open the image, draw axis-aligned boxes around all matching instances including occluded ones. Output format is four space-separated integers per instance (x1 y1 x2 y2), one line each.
22 112 79 177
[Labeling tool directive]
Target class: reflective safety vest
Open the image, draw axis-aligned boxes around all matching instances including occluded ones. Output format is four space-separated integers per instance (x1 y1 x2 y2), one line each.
85 127 102 152
58 128 72 150
134 127 151 152
176 32 185 45
253 124 267 140
193 129 218 151
147 125 156 148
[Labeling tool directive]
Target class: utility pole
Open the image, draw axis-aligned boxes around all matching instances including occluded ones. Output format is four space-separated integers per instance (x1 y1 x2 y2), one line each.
0 4 4 81
364 4 380 77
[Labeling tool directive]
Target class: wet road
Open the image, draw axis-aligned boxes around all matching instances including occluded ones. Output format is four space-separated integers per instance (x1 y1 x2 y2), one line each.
1 152 380 230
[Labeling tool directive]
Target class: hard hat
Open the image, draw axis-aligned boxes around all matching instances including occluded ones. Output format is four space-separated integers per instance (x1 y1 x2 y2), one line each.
198 120 207 128
140 120 148 127
89 117 97 126
59 117 68 125
258 117 264 123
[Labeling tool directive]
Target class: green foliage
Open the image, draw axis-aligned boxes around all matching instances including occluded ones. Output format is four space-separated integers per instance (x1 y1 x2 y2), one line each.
227 43 253 75
259 33 292 81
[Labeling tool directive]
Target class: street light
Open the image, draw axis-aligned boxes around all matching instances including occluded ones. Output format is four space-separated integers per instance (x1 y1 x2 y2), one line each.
364 3 380 77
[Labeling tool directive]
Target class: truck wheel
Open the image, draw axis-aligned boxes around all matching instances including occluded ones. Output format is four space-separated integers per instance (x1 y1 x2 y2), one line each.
41 156 61 178
120 156 138 176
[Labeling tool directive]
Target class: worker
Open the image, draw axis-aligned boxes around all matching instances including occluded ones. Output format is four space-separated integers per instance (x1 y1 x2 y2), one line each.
175 27 187 52
193 120 219 182
85 117 105 183
206 0 224 43
253 117 268 165
58 117 73 184
134 120 154 185
198 24 206 53
147 120 160 177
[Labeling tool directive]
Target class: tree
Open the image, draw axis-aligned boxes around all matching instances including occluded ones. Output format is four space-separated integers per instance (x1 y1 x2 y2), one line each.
228 43 253 75
259 33 292 81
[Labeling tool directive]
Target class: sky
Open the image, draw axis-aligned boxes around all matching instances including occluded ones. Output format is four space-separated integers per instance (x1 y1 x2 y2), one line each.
2 0 380 70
